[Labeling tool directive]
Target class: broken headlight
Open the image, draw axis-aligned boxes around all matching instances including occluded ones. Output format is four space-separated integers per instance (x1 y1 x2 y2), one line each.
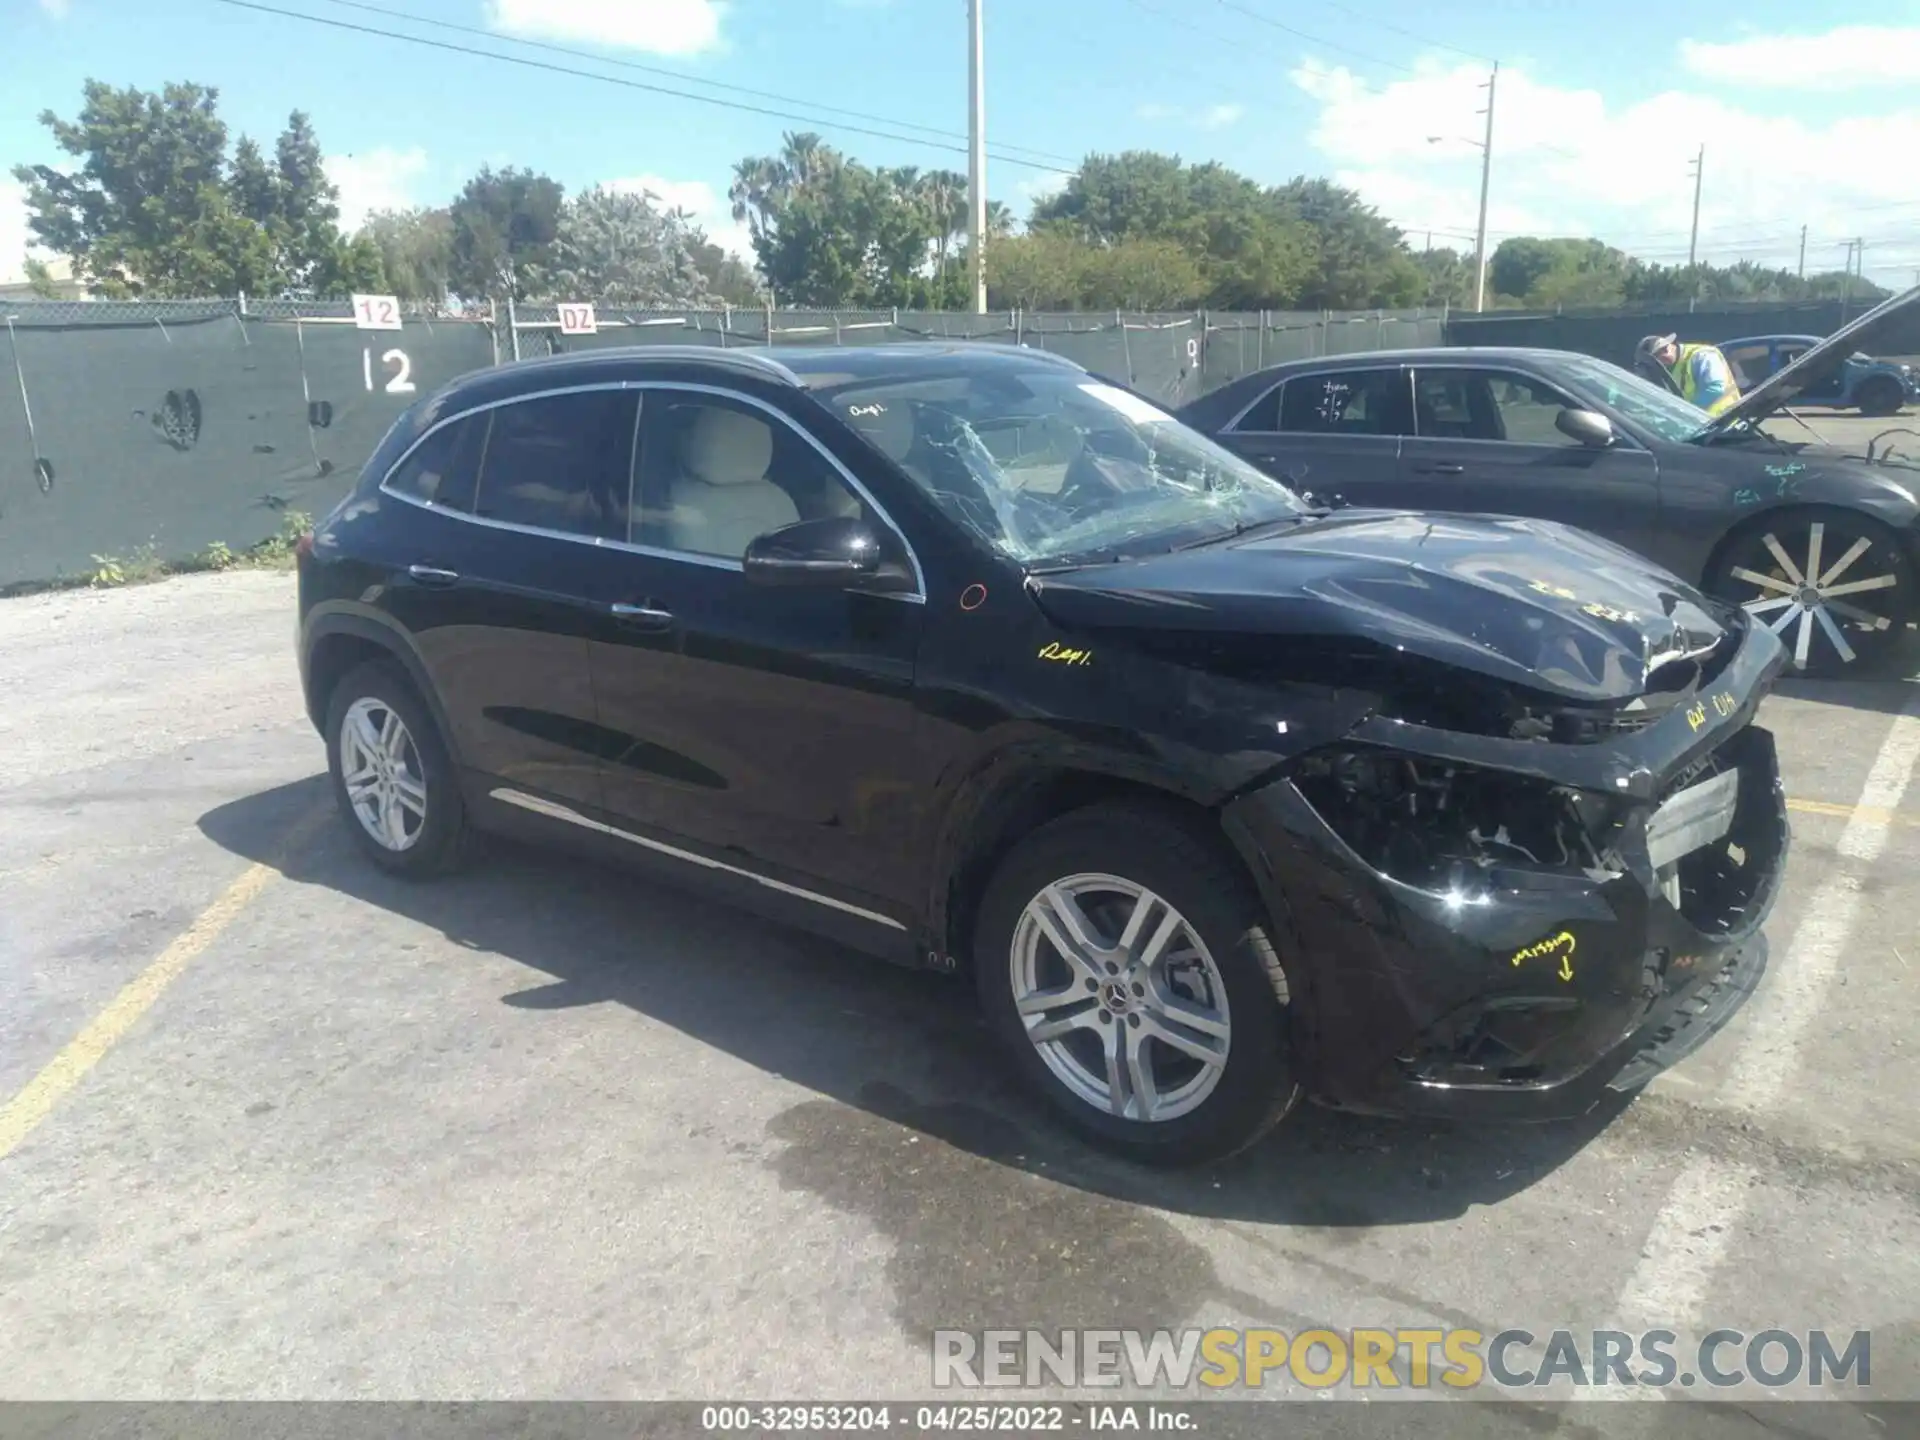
1292 748 1624 896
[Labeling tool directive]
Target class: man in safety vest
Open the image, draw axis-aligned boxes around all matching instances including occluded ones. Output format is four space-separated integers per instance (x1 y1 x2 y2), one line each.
1635 333 1743 416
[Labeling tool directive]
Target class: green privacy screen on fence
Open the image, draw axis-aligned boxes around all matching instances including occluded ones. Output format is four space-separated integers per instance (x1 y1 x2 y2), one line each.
0 294 1874 589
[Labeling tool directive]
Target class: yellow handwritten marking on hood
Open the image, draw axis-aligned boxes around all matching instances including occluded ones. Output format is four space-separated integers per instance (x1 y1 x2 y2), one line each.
1510 930 1577 983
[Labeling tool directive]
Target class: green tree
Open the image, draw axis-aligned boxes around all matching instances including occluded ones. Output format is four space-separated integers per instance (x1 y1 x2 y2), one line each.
12 80 369 298
360 207 455 306
1269 177 1421 309
545 185 717 307
447 165 565 301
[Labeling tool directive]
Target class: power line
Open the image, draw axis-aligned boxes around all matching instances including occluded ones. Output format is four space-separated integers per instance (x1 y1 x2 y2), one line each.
205 0 1080 176
1314 0 1495 63
303 0 1078 167
1210 0 1419 74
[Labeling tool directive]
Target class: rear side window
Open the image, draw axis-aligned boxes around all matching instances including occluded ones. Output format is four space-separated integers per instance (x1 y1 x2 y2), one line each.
1278 369 1404 435
1230 383 1285 433
471 390 639 541
383 416 482 509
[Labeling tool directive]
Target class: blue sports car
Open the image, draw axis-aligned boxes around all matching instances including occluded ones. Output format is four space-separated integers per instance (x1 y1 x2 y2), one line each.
1720 334 1915 417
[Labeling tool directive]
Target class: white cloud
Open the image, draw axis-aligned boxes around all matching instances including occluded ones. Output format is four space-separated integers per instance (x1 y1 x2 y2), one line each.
1680 25 1920 90
1289 50 1920 286
485 0 725 57
1197 104 1245 130
36 0 71 16
327 148 431 233
606 174 755 261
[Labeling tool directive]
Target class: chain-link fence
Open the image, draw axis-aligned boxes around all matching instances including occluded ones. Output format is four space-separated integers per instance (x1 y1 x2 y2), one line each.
0 298 1451 587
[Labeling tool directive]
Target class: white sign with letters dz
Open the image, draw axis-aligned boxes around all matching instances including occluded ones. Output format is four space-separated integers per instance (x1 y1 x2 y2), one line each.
558 302 598 335
350 294 403 331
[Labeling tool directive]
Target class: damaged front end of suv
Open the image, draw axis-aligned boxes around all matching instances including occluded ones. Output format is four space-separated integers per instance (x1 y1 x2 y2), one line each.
1221 598 1790 1120
1029 510 1793 1121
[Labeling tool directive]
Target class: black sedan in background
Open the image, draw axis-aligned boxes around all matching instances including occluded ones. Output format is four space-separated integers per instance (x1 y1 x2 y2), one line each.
298 339 1789 1165
1178 287 1920 676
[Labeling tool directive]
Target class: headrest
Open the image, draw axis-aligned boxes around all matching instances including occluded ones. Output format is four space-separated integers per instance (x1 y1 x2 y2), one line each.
682 406 774 486
846 401 915 462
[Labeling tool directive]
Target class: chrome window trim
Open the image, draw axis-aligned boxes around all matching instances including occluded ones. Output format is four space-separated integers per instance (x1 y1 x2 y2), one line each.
1225 362 1409 439
376 379 928 603
490 787 908 932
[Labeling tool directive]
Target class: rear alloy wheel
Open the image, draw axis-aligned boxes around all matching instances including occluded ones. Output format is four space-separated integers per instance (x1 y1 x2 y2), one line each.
1708 509 1915 677
974 804 1299 1166
325 660 472 876
1855 376 1905 418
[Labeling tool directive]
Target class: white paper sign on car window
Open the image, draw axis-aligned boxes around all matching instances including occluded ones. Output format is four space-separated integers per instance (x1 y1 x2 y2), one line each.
1078 382 1174 425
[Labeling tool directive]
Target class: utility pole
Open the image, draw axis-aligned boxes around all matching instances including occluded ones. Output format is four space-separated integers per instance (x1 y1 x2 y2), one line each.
1797 224 1806 279
1471 62 1497 313
1685 145 1704 270
967 0 987 315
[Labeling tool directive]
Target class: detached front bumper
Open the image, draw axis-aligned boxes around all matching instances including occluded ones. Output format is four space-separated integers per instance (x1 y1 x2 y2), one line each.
1222 616 1791 1122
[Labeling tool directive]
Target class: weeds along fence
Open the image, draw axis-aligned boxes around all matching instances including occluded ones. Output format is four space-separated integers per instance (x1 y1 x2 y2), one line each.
0 297 1445 588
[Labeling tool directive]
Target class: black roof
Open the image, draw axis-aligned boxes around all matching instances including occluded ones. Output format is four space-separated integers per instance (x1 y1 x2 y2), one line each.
431 340 1090 412
1226 345 1615 373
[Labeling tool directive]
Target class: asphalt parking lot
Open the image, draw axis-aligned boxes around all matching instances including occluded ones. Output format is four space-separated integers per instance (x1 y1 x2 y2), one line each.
2 566 1918 1432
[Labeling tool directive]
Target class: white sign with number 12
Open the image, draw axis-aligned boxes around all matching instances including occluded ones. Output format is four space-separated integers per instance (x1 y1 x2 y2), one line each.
351 294 403 331
558 303 598 335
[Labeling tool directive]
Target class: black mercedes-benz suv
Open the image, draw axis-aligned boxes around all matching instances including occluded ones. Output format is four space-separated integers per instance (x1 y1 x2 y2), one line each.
296 340 1791 1165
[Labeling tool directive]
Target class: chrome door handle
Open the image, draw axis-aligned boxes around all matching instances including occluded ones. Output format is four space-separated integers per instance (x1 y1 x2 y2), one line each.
610 602 675 630
407 564 459 586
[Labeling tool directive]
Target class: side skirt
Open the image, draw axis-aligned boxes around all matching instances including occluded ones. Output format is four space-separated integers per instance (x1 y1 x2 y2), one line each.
468 779 928 969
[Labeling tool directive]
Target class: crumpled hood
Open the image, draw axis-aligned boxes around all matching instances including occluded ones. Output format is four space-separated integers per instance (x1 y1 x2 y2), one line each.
1025 510 1737 703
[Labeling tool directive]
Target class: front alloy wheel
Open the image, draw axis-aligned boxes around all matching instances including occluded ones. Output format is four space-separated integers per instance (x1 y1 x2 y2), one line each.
1010 875 1233 1124
1711 510 1913 676
975 803 1299 1166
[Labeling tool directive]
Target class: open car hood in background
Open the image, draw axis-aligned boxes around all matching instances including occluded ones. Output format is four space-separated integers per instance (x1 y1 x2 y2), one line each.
1703 284 1920 434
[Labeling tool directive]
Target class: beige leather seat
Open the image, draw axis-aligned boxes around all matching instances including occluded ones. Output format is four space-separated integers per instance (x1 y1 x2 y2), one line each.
665 406 800 558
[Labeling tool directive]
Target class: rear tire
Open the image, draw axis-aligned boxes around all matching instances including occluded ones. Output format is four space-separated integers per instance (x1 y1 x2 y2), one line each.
324 659 472 877
1705 507 1915 677
973 802 1300 1166
1856 376 1905 418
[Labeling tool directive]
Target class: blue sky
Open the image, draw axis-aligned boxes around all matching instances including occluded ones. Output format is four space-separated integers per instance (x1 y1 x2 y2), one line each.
5 0 1919 288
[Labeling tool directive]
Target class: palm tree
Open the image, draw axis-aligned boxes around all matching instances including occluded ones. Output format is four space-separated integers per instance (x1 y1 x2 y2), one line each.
728 156 783 243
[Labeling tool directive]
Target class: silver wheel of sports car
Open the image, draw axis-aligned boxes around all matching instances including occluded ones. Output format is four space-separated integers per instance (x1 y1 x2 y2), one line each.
1007 873 1234 1123
1714 511 1912 676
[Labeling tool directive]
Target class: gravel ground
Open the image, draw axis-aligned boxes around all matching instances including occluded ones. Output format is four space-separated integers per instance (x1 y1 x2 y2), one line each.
0 570 1917 1436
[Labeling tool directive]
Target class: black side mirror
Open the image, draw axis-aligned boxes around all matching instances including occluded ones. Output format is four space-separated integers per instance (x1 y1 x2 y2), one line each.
1555 408 1616 447
742 514 913 592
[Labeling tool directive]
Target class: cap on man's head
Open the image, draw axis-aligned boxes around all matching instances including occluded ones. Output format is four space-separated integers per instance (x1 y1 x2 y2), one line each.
1636 333 1678 360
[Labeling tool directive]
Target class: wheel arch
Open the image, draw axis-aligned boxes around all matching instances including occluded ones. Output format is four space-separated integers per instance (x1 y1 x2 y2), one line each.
1701 500 1919 624
927 754 1261 977
302 608 463 765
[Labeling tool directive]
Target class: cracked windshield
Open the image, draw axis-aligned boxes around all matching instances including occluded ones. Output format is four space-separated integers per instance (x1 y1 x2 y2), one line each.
816 369 1311 561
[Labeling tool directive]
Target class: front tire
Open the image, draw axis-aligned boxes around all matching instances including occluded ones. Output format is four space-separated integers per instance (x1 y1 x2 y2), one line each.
1856 376 1905 418
973 802 1300 1166
1705 507 1915 677
324 659 472 876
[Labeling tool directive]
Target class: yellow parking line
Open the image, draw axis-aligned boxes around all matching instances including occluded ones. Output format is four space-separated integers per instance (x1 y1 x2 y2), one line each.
1787 797 1918 828
0 807 326 1163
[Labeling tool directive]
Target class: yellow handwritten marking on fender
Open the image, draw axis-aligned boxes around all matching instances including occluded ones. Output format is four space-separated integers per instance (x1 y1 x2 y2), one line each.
1038 641 1093 667
1527 580 1578 601
1686 702 1708 732
1712 692 1736 718
1510 930 1577 983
